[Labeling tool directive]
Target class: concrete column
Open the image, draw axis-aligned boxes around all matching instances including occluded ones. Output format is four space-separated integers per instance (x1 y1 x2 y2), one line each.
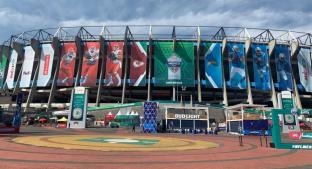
290 42 301 108
221 38 228 106
121 27 129 104
244 39 253 104
268 40 278 108
96 36 106 106
147 26 152 101
196 27 202 102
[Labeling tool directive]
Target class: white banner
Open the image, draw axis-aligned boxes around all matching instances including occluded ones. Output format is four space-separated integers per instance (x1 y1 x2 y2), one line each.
297 48 312 92
20 46 35 88
6 49 18 89
37 44 54 87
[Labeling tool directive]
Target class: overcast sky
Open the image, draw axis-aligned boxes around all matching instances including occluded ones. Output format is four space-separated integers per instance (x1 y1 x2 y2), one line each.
0 0 312 42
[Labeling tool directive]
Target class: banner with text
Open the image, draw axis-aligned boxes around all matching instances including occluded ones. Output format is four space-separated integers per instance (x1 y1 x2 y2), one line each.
37 44 54 87
6 49 18 89
0 50 8 89
20 46 35 88
297 47 312 92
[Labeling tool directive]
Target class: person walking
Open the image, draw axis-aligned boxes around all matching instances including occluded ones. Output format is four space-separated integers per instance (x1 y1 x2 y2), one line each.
132 124 136 133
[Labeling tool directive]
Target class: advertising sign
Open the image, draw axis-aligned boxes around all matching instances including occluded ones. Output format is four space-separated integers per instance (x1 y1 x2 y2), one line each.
80 42 100 87
227 43 246 89
204 43 222 88
105 42 124 87
20 46 35 88
37 44 54 87
6 49 18 89
251 44 271 90
0 51 8 89
68 87 88 128
130 42 147 86
297 47 312 92
275 45 293 91
154 42 195 87
57 43 77 86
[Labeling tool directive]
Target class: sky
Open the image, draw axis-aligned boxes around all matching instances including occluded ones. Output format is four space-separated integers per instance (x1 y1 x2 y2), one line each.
0 0 312 42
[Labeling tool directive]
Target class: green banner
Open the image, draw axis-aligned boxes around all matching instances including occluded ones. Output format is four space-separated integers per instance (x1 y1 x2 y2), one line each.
71 93 86 121
154 42 195 87
0 52 8 89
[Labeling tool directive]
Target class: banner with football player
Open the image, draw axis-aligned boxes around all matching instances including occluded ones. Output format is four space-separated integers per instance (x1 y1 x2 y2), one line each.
105 42 124 87
37 44 54 87
130 41 147 86
6 49 18 89
275 45 293 91
251 44 271 90
227 43 246 89
80 42 100 87
297 47 312 92
57 43 77 86
204 42 222 88
20 46 35 88
154 42 195 87
0 50 8 89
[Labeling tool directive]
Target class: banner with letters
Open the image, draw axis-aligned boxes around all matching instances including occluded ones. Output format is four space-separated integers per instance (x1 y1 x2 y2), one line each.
204 42 222 88
297 47 312 92
251 44 271 90
6 49 18 89
37 44 54 87
80 42 100 87
154 42 195 87
57 42 77 87
275 45 293 91
130 42 147 86
20 46 35 88
0 50 8 89
227 43 246 89
105 42 124 87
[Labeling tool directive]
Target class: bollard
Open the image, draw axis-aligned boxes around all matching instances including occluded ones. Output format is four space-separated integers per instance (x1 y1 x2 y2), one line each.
265 136 268 147
239 135 243 146
259 136 263 147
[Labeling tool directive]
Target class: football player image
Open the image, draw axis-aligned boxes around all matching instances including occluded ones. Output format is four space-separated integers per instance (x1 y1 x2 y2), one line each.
106 45 122 86
229 45 246 89
81 45 99 85
59 48 76 86
254 47 270 90
276 53 292 90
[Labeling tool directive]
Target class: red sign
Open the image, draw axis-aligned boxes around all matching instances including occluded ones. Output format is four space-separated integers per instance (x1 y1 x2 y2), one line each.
43 54 50 75
130 42 147 86
289 131 302 140
105 42 124 87
58 43 77 86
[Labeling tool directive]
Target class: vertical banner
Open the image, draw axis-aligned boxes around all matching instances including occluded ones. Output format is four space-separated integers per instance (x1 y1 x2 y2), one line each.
275 45 293 91
105 42 124 87
154 42 195 87
12 93 23 129
204 43 222 88
297 47 312 92
68 87 88 128
130 42 147 86
57 43 77 86
0 51 8 89
20 46 35 88
80 42 100 87
227 43 246 89
6 49 18 89
251 44 271 90
37 44 54 87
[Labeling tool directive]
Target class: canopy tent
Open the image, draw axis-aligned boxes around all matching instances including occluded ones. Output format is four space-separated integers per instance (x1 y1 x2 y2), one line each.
57 117 68 122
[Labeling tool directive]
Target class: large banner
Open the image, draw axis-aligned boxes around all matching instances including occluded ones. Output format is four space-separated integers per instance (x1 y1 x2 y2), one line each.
227 43 246 89
251 44 271 90
0 50 8 89
204 43 222 88
57 43 77 86
20 46 35 88
6 49 18 89
37 44 54 87
80 42 100 87
154 42 195 87
130 42 147 86
297 47 312 92
275 45 293 91
105 42 124 87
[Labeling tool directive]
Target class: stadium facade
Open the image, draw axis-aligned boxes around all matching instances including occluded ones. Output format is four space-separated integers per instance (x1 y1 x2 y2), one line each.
0 25 312 112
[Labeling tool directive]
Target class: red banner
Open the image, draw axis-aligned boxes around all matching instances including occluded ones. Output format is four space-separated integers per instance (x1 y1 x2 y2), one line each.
58 43 77 86
105 42 124 86
130 42 147 86
80 42 100 87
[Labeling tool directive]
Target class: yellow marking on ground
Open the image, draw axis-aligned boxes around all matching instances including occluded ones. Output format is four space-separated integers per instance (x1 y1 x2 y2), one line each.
13 135 218 152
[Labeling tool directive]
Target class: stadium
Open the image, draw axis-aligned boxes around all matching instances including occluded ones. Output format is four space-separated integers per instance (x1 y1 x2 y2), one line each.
0 25 312 132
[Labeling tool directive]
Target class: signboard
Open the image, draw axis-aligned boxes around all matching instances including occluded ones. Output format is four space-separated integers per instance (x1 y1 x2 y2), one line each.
130 42 147 86
20 46 35 88
227 43 246 89
154 42 195 87
297 47 312 92
0 50 8 89
275 45 293 91
166 109 207 120
105 42 124 87
204 43 222 88
68 87 88 128
281 91 294 109
37 44 54 87
6 49 18 89
57 42 77 86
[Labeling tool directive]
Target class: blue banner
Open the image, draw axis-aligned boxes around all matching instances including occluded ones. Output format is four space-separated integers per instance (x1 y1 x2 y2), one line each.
275 45 293 91
227 43 246 89
12 93 23 128
252 44 271 90
204 43 222 88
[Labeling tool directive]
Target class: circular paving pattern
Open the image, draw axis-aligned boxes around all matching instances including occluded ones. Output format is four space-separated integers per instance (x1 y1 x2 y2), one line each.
13 135 218 152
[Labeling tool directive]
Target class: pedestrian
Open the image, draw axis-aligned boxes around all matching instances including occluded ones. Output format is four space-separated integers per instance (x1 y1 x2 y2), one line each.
132 124 136 133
